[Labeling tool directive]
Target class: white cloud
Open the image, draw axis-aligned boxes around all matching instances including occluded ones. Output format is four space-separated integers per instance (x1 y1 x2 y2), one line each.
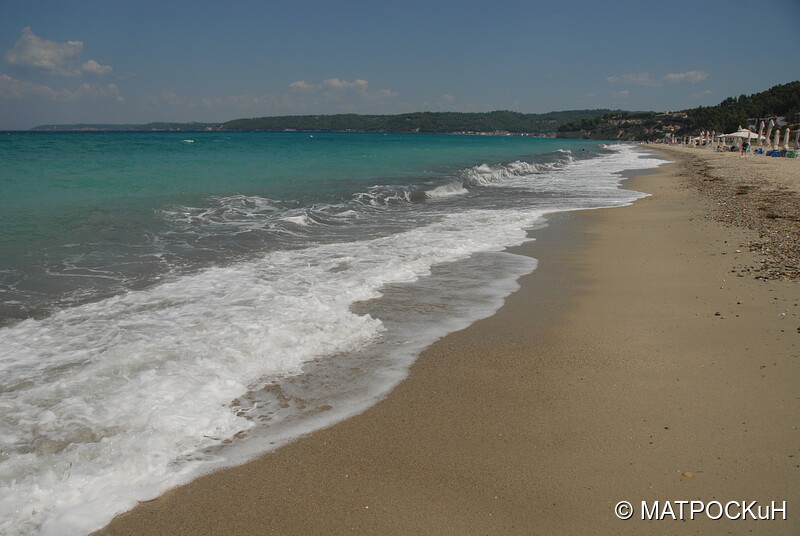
289 80 315 92
322 78 367 90
0 73 123 102
607 70 710 86
4 27 112 77
290 78 398 102
82 59 113 75
0 73 59 99
5 27 83 75
138 78 399 118
613 90 630 98
71 82 123 102
663 70 709 84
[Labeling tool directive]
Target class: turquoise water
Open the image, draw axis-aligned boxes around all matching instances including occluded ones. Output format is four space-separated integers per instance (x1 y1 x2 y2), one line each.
0 131 667 536
2 131 574 204
0 131 598 323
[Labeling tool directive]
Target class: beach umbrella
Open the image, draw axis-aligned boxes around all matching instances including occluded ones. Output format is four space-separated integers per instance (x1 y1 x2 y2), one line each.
757 121 765 147
794 129 800 150
783 128 791 151
720 128 763 139
765 119 775 147
773 128 781 151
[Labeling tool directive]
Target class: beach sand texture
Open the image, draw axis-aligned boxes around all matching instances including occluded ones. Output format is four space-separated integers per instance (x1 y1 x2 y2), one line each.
98 146 799 535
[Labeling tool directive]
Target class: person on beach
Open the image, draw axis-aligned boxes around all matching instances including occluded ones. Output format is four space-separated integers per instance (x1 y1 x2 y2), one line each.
740 140 749 156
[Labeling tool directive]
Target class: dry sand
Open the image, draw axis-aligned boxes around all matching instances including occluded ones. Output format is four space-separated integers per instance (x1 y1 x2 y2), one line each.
99 146 799 535
654 145 800 280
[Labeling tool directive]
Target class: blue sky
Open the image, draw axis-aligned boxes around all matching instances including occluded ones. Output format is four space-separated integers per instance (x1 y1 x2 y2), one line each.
1 0 798 129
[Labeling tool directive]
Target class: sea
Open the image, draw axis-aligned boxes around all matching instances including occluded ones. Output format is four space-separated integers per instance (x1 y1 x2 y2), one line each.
0 131 667 535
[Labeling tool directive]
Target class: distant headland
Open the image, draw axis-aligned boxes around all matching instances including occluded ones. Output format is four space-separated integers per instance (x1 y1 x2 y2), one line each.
26 81 800 143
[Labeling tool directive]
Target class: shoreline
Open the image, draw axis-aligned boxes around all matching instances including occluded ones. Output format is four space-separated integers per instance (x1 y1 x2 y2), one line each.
99 147 799 535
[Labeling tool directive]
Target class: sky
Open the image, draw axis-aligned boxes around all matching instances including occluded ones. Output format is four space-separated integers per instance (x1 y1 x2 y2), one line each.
0 0 798 130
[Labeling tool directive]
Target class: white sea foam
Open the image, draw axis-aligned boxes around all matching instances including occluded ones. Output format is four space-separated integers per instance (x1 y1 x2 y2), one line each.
0 207 539 536
0 143 667 536
425 181 469 198
279 214 312 226
460 161 530 185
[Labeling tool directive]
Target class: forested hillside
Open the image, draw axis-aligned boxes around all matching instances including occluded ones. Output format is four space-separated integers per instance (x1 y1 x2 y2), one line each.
219 110 615 134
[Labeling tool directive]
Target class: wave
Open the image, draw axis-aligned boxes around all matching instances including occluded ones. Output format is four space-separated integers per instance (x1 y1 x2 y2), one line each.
458 152 575 187
160 150 583 236
159 195 285 225
0 201 545 536
424 180 469 198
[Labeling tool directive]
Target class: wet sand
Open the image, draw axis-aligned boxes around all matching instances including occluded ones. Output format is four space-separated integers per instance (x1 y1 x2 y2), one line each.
99 146 800 535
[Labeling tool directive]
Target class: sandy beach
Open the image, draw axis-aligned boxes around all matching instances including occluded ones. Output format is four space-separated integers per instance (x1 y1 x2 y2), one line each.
98 146 799 535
